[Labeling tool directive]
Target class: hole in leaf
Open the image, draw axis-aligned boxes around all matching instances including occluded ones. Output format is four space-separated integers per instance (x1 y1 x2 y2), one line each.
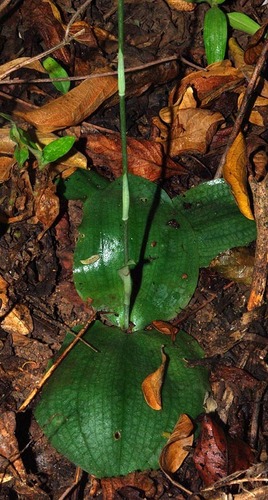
114 431 121 440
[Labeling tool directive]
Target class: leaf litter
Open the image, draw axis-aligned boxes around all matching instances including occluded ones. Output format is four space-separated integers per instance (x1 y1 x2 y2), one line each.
0 0 267 498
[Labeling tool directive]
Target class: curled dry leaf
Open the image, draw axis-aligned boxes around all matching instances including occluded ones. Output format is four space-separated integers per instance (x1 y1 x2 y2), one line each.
0 304 33 335
193 414 255 486
15 71 118 133
159 107 224 157
0 156 15 182
85 131 186 181
244 21 268 65
0 57 45 78
142 346 167 410
0 276 10 318
171 61 244 107
223 132 254 220
151 320 179 339
160 413 194 475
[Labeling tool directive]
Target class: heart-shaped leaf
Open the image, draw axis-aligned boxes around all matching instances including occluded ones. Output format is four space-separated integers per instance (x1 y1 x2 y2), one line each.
35 322 209 478
73 174 199 330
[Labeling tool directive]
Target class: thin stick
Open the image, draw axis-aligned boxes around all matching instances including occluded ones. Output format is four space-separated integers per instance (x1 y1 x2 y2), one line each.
64 0 93 41
214 38 268 179
18 314 97 412
0 0 12 16
0 55 179 86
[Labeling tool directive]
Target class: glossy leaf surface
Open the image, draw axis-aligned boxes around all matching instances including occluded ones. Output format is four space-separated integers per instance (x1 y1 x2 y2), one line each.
72 174 199 330
35 322 209 478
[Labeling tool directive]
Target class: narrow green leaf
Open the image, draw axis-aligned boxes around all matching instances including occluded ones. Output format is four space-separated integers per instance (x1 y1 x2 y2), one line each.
204 6 228 64
227 12 260 35
35 322 209 478
14 144 29 167
41 136 75 166
42 56 70 94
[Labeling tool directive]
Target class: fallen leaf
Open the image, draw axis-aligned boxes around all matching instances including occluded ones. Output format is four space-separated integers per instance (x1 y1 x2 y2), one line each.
159 107 224 157
165 0 195 11
160 413 194 474
142 346 167 410
0 276 10 317
171 61 244 107
22 0 70 64
35 176 59 231
223 132 254 220
85 131 186 180
16 70 118 133
193 414 255 486
0 411 27 482
151 320 179 339
67 20 98 48
0 156 15 182
0 57 45 78
0 304 33 335
244 21 268 65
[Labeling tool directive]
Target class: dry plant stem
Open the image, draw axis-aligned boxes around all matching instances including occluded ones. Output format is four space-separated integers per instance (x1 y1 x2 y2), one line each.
247 174 268 311
214 38 268 179
18 313 97 412
57 468 83 500
0 55 179 86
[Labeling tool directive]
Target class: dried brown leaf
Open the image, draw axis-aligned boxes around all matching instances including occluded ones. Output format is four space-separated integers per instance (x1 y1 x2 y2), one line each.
244 21 268 65
151 320 179 339
85 131 186 180
165 0 195 11
142 346 167 410
0 411 27 482
159 108 224 157
35 177 59 230
223 132 254 220
1 304 33 335
0 156 15 182
16 71 118 132
160 413 194 474
68 21 98 48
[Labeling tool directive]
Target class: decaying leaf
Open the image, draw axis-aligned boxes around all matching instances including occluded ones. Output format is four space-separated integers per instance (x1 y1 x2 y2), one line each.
0 411 27 483
15 71 118 133
159 107 224 157
0 57 45 77
244 20 268 65
210 247 255 286
142 346 167 410
85 131 186 180
0 304 33 335
170 61 244 107
34 177 60 231
151 320 179 339
0 276 10 318
160 413 194 474
0 156 15 182
164 0 195 11
193 414 255 486
223 132 254 220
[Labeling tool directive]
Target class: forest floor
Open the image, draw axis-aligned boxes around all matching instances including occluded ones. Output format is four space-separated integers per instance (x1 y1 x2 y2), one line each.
0 0 268 498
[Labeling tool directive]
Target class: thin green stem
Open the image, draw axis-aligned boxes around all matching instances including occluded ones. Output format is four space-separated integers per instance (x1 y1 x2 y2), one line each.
118 0 132 330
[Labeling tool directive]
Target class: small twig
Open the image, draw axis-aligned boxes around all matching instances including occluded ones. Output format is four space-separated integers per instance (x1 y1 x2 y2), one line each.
214 38 268 179
64 0 93 41
0 90 38 109
0 29 85 82
0 55 179 86
18 313 97 412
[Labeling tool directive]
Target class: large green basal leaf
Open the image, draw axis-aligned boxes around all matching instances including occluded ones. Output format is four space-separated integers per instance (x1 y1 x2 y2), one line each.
173 179 256 268
35 322 209 478
73 175 199 330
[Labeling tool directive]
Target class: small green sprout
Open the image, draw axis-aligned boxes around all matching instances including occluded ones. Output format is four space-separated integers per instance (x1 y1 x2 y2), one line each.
42 56 70 94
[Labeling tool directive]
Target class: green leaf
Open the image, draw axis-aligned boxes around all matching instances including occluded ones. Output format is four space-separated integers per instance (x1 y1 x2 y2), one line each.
41 136 76 166
227 12 260 35
173 179 256 268
204 6 228 64
62 169 110 200
73 174 199 330
14 144 29 167
35 322 209 478
42 56 70 94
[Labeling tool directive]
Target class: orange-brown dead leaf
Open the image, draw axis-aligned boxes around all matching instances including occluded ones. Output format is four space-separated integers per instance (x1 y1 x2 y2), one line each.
151 320 178 340
16 71 118 133
160 414 194 474
223 132 254 220
0 276 10 318
171 61 244 107
142 346 167 410
165 0 195 11
67 21 98 48
159 107 224 157
0 304 33 335
0 156 15 182
85 131 186 180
